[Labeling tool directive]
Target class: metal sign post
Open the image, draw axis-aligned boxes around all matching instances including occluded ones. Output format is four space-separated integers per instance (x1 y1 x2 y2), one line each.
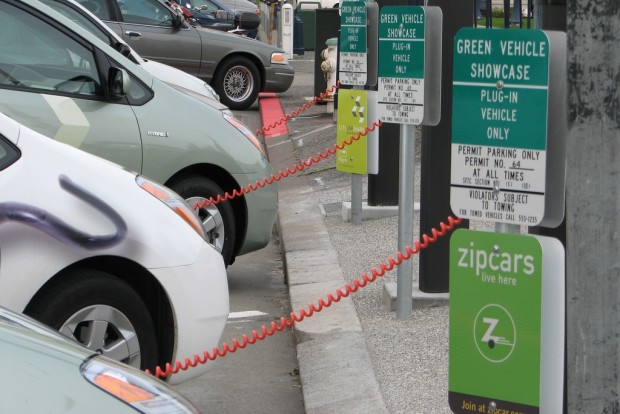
336 90 378 224
340 0 367 225
337 0 379 226
377 5 442 319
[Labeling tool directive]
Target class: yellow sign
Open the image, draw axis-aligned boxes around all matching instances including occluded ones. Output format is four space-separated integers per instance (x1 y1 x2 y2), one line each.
336 89 368 174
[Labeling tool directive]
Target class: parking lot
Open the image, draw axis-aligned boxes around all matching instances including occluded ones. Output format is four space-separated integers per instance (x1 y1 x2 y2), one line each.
174 236 305 413
4 0 617 412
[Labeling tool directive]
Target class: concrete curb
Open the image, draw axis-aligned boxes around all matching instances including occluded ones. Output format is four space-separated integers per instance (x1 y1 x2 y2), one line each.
264 128 389 413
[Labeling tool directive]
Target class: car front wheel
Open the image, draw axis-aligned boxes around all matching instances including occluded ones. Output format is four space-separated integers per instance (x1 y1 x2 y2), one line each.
24 269 159 371
213 56 260 110
169 175 236 265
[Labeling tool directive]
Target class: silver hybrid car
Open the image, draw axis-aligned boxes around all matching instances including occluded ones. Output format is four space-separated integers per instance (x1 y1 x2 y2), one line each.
0 0 278 266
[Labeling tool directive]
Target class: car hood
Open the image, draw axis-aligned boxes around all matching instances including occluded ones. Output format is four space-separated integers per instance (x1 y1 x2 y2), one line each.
141 58 220 102
166 82 233 116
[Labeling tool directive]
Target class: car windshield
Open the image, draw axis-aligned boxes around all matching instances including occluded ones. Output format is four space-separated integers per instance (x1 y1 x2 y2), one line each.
41 0 141 64
0 2 101 95
40 0 112 45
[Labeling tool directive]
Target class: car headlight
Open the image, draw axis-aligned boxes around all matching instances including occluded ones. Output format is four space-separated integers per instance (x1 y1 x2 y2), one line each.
271 52 288 65
136 176 207 240
223 113 266 156
82 357 199 414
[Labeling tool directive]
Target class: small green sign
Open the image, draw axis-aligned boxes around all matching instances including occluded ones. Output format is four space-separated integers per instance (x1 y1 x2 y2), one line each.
339 0 367 86
336 89 367 174
378 6 425 79
449 229 542 414
377 6 426 124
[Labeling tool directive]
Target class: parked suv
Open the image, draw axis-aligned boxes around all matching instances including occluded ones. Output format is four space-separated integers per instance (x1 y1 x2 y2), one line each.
72 0 294 109
0 0 278 266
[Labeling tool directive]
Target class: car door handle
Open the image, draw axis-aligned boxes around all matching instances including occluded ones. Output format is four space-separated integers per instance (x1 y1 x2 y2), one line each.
125 31 142 37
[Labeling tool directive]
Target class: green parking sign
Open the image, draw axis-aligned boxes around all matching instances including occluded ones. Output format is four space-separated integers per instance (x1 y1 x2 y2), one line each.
377 6 426 124
376 6 442 125
339 0 367 86
450 28 551 226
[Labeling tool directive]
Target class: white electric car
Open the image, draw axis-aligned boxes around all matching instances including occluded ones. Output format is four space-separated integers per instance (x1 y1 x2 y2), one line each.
0 111 229 384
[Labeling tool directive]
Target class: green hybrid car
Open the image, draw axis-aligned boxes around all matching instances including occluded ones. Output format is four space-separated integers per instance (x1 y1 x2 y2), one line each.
0 0 278 266
0 306 200 413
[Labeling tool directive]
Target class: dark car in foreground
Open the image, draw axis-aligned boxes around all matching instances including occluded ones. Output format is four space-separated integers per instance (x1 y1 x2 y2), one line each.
74 0 294 109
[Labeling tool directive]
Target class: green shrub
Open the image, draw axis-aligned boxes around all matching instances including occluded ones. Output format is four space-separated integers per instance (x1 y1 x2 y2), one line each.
492 7 504 18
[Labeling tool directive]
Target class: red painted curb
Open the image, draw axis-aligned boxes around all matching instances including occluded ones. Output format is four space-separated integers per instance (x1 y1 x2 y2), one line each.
258 93 288 139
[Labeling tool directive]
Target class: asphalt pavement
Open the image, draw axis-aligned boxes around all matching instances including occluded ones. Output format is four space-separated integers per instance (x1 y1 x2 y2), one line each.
260 52 456 414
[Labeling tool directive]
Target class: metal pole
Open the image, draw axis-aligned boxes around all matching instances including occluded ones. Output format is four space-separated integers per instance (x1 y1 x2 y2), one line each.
503 0 510 27
368 0 408 208
495 222 520 234
566 0 619 411
396 124 415 319
351 173 363 225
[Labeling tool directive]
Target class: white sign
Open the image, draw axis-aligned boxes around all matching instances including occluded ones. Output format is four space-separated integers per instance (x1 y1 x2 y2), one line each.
377 78 425 124
450 143 547 225
340 52 367 86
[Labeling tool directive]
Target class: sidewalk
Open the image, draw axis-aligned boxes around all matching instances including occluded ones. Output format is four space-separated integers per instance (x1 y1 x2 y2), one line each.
260 52 453 413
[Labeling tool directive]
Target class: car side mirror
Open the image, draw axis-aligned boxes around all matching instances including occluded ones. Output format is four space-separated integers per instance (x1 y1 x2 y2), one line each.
172 11 184 28
108 67 131 97
113 42 132 58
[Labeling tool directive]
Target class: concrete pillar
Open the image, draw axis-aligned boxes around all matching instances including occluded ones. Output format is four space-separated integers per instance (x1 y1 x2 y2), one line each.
565 0 620 412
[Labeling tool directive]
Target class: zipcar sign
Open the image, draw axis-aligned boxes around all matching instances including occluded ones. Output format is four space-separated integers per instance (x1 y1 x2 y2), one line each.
450 29 551 226
449 229 543 414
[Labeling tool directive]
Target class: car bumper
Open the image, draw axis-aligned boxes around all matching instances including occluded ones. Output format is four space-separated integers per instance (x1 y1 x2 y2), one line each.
149 242 229 385
233 169 279 257
263 64 295 93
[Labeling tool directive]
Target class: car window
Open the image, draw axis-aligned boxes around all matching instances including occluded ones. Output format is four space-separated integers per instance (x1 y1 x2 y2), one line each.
41 0 110 45
184 0 220 14
41 0 141 66
0 136 20 171
116 0 176 26
0 2 101 97
74 0 110 20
